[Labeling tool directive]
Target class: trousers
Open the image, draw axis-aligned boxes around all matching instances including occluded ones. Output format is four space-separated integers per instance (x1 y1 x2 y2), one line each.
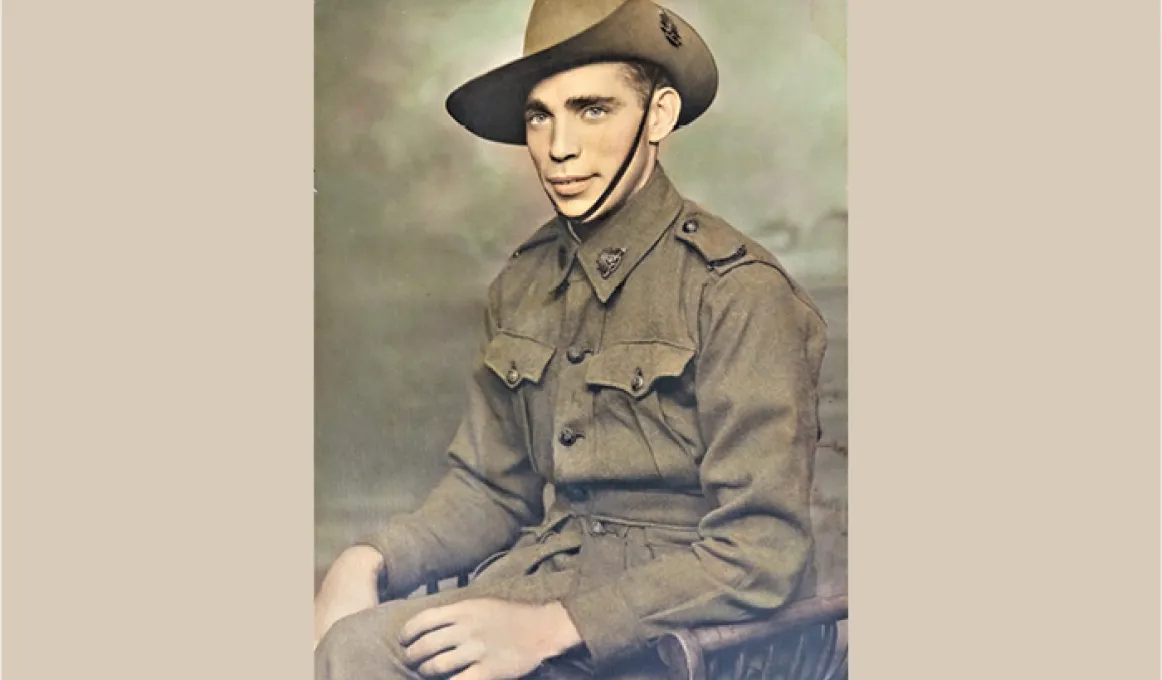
315 565 674 680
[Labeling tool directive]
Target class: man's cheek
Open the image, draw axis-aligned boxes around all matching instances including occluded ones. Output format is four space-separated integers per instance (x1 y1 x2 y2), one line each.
528 154 547 178
595 130 625 161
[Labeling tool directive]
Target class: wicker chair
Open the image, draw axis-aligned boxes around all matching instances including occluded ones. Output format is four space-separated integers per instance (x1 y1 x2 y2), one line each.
402 573 848 680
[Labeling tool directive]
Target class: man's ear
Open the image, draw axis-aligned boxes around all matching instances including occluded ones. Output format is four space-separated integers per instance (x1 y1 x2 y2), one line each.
647 87 682 145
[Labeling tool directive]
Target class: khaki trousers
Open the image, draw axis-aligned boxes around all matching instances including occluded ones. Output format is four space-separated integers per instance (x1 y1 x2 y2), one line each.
315 567 672 680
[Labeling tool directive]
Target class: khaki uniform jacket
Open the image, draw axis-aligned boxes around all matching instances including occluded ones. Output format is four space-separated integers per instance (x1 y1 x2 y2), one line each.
361 165 827 670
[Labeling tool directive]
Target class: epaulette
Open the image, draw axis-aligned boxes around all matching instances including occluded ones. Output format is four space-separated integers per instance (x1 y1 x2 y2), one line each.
675 203 826 324
509 218 559 260
674 204 773 275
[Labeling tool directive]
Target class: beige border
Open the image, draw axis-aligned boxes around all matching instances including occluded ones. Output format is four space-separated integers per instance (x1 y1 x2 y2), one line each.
3 2 1157 680
849 0 1160 677
3 1 314 678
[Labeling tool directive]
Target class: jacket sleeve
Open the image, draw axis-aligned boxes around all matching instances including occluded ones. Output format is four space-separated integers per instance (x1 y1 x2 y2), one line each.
356 281 546 599
559 263 828 667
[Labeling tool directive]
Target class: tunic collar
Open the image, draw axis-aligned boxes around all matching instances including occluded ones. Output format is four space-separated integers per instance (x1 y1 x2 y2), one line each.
548 164 685 303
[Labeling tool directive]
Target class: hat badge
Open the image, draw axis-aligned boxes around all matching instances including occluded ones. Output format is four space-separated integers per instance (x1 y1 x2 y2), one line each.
659 9 682 47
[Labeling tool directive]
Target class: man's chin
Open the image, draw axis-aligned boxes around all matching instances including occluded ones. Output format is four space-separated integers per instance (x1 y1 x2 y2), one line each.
551 197 598 221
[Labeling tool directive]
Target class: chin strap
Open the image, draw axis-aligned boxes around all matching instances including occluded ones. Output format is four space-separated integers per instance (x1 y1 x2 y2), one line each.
552 73 660 234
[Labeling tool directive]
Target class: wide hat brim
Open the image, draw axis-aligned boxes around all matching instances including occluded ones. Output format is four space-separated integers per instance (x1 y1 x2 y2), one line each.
445 0 718 146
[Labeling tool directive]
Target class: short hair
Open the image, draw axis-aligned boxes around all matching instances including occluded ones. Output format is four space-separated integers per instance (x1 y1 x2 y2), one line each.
619 60 674 107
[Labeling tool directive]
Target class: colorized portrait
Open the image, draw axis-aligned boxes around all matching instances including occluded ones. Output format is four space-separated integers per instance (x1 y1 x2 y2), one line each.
314 1 848 677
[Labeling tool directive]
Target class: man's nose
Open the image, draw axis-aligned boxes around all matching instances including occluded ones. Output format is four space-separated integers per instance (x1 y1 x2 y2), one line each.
549 121 579 163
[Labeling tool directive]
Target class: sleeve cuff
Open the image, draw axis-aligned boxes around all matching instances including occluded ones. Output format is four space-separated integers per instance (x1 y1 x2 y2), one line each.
560 583 650 667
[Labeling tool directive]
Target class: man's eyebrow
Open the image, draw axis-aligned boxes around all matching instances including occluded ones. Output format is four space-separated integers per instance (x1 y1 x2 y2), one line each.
564 95 622 111
524 95 624 117
524 98 550 115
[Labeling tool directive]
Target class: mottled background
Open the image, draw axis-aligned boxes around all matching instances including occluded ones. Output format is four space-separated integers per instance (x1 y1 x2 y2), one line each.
315 0 847 596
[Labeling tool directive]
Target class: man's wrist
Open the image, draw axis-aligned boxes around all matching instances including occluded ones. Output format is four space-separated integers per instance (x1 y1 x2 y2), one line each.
337 544 386 581
540 601 584 659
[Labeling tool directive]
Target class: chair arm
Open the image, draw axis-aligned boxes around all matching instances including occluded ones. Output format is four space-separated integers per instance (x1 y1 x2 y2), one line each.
691 594 848 654
656 630 707 680
657 594 848 680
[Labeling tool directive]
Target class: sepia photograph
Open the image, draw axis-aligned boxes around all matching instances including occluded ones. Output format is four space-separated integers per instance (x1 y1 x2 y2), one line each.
314 1 848 677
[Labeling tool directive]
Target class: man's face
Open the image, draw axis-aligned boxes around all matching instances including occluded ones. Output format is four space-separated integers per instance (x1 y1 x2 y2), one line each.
524 62 652 221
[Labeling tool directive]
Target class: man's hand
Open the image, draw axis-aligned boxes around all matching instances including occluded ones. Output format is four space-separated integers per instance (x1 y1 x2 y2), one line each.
400 598 582 680
314 545 385 648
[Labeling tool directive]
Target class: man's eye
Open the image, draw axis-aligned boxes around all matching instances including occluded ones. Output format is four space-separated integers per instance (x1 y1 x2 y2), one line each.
526 112 549 125
582 106 608 119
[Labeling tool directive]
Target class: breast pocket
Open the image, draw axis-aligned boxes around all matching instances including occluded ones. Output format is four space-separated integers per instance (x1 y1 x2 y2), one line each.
483 330 555 389
584 341 700 483
482 330 555 475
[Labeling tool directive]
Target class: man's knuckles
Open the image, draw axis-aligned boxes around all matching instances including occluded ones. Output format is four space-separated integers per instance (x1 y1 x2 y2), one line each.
403 632 454 665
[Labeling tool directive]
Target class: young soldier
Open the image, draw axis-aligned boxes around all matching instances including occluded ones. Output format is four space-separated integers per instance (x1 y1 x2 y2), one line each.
315 1 827 678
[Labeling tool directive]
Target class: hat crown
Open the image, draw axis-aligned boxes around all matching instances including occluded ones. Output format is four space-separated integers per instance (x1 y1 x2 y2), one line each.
523 0 630 55
447 0 717 144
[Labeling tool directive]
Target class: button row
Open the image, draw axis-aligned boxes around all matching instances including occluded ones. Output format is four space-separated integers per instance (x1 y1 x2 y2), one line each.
558 427 583 446
565 346 590 364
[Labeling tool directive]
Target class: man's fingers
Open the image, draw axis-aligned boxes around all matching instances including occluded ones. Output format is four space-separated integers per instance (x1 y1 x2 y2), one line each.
449 663 491 680
399 603 463 646
402 624 467 668
415 641 484 679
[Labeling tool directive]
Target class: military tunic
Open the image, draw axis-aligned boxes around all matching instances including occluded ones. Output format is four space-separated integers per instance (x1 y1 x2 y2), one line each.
316 166 828 678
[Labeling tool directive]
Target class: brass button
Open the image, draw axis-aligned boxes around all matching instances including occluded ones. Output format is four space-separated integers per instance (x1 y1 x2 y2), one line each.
590 520 606 535
505 363 520 386
630 368 645 392
558 428 580 446
681 219 699 234
566 346 588 364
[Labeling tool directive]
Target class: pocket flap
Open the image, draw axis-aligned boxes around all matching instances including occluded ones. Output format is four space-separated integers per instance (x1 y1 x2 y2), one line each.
483 331 556 389
585 341 695 398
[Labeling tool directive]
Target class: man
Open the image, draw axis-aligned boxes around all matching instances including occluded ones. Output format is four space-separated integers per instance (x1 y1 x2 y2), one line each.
314 1 828 678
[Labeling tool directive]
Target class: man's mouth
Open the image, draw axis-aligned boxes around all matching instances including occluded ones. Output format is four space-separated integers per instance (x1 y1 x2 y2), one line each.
547 174 597 197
